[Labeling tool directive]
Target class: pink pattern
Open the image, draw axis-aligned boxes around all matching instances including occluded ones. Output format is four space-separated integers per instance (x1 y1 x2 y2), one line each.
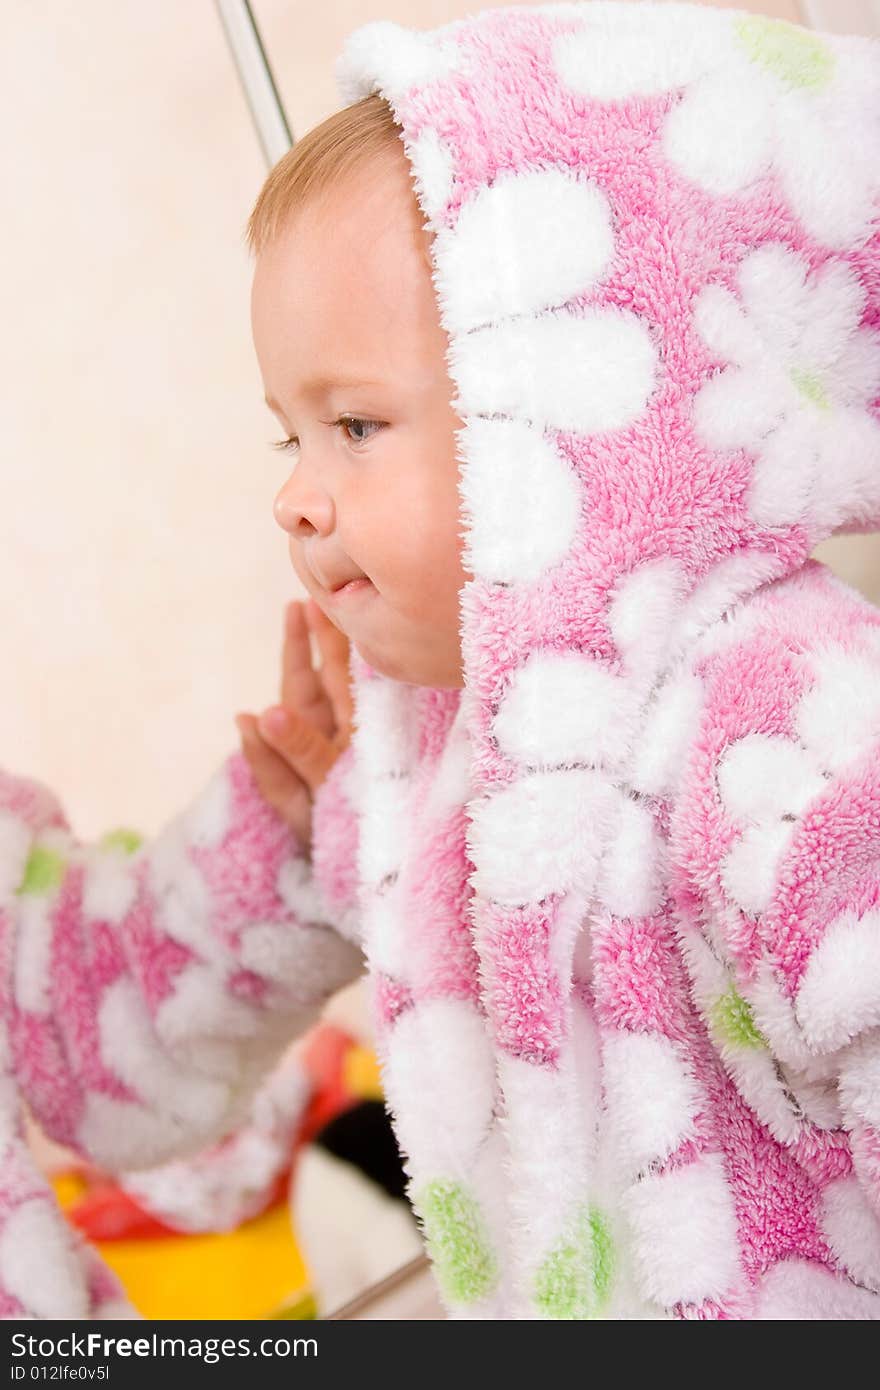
2 1 879 1322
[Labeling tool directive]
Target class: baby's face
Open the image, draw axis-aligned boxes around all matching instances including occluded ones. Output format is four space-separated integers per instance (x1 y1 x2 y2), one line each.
251 151 468 688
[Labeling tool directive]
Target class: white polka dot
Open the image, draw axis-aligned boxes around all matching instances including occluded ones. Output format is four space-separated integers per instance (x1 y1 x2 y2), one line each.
352 677 421 779
755 1257 880 1319
459 417 582 584
631 670 704 798
715 734 826 823
452 309 657 434
787 1064 844 1130
82 850 139 925
622 1150 741 1306
79 1092 196 1171
814 409 880 534
240 919 361 998
602 1031 701 1177
14 894 53 1015
692 280 761 368
663 66 769 196
547 884 597 982
795 910 880 1052
839 1032 880 1132
335 21 461 104
693 351 787 458
747 957 819 1070
737 242 814 352
406 125 456 225
607 559 686 676
820 1177 880 1293
796 645 880 774
382 998 495 1172
146 829 216 956
716 1040 810 1148
435 168 614 333
673 552 780 659
720 820 795 916
277 852 328 924
154 962 262 1047
467 768 619 904
99 978 231 1122
422 705 472 820
0 1199 88 1319
496 1048 592 1259
596 793 664 918
357 776 409 892
360 883 409 981
492 651 633 770
551 12 715 101
746 413 822 527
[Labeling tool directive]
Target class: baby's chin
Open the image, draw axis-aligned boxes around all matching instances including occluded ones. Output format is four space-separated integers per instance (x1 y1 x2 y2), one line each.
353 635 464 690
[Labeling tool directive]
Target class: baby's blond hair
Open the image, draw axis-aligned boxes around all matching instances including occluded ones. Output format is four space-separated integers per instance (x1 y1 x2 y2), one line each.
246 93 404 255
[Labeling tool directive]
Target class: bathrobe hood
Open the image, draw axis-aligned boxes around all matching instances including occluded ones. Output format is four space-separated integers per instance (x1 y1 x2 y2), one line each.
333 2 880 1317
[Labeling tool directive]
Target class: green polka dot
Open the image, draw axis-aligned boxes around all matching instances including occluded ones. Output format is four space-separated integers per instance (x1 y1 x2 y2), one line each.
590 1207 614 1305
790 367 830 412
711 986 768 1049
99 827 143 855
733 15 835 92
414 1179 497 1304
16 845 65 896
534 1205 615 1319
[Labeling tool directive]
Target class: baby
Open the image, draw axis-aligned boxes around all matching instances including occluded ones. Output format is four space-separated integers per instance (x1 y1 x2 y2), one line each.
3 2 880 1322
235 105 469 848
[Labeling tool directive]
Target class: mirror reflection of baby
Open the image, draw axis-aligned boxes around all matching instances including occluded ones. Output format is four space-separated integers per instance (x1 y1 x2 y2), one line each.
0 92 447 1321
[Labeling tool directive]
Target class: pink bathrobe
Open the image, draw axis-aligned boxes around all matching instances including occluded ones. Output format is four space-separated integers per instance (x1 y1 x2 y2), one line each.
2 1 880 1318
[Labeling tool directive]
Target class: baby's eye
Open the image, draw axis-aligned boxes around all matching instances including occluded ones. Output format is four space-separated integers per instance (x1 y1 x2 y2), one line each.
269 417 384 455
335 416 384 446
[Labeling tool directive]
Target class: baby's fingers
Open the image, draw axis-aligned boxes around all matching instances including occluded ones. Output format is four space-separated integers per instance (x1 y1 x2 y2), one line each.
308 602 355 745
256 702 341 795
234 713 311 844
280 601 325 713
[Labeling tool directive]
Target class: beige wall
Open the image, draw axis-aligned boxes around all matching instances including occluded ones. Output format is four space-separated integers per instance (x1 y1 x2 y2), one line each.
1 0 877 840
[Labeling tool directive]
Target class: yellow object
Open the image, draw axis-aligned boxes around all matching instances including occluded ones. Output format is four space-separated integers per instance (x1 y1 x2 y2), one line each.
343 1044 383 1100
97 1202 309 1320
48 1040 386 1320
52 1177 311 1321
52 1172 88 1209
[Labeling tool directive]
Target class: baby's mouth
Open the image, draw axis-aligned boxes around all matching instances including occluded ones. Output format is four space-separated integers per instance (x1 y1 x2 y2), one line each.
326 576 375 605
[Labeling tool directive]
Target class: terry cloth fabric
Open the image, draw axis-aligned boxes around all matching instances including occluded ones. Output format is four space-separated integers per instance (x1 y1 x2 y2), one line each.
0 755 364 1318
327 1 880 1318
0 0 879 1321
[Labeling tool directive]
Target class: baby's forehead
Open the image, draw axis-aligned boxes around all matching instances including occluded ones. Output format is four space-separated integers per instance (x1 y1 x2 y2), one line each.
253 155 444 397
275 150 432 274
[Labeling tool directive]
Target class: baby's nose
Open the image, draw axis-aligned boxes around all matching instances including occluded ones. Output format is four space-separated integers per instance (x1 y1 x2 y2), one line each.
272 476 334 538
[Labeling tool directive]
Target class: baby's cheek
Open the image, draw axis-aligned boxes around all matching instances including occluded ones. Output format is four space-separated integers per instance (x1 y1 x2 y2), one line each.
405 525 462 618
374 466 460 609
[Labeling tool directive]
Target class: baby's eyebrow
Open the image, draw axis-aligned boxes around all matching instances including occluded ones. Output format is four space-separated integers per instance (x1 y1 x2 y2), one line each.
264 375 387 412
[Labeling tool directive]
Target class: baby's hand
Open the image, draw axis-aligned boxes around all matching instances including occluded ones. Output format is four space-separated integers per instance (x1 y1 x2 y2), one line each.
235 600 354 854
